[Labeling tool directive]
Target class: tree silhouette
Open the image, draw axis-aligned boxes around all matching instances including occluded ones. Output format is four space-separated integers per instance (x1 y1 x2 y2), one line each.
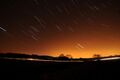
59 54 65 57
58 54 69 60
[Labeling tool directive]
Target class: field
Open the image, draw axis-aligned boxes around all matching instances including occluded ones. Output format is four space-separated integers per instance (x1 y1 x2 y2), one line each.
0 58 120 80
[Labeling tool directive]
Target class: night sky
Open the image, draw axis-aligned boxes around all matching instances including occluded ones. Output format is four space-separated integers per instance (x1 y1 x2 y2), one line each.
0 0 120 58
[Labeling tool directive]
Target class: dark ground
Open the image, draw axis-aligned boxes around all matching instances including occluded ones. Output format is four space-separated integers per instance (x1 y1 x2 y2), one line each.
0 59 120 80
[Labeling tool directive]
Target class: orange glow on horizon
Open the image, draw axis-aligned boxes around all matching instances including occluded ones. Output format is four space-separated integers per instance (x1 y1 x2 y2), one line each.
36 47 120 58
35 35 120 58
1 34 120 58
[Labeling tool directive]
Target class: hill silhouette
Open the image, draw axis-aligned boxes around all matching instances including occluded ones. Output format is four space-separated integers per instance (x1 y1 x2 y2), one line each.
0 53 55 60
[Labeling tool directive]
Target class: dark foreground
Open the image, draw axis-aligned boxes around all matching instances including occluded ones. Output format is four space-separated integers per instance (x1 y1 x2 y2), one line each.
0 59 120 80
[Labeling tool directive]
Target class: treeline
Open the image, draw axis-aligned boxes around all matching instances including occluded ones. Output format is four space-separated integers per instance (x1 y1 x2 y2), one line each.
0 53 120 61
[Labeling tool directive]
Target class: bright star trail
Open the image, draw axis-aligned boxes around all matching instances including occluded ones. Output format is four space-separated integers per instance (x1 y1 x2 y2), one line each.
0 27 7 32
0 0 120 58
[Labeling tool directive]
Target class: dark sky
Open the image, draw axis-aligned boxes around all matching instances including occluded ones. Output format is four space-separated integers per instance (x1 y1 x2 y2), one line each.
0 0 120 58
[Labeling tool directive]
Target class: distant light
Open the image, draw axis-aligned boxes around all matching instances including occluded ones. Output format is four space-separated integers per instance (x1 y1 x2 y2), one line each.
101 57 120 61
26 58 35 61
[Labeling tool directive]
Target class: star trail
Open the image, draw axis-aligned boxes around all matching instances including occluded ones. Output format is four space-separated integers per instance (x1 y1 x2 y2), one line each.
0 0 120 58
